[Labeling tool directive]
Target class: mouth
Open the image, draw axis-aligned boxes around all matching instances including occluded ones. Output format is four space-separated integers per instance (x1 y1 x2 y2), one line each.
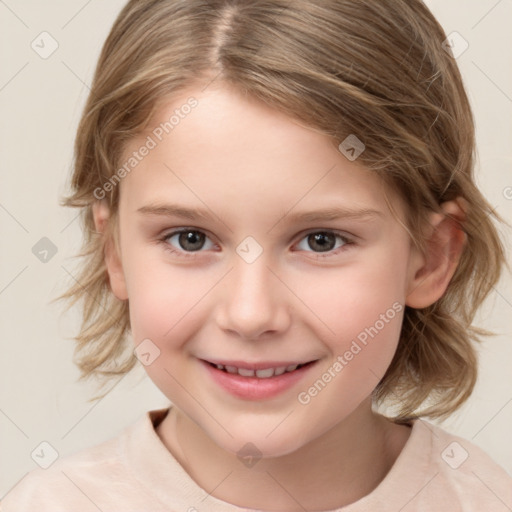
203 360 316 378
199 358 320 400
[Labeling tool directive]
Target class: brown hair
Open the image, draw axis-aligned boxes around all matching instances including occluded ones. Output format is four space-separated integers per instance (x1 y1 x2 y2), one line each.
59 0 509 419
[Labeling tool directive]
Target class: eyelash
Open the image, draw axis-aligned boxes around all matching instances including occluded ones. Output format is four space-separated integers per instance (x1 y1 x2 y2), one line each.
158 228 356 260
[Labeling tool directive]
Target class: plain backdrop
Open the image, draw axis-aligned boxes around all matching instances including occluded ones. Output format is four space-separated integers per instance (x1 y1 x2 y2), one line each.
1 0 511 498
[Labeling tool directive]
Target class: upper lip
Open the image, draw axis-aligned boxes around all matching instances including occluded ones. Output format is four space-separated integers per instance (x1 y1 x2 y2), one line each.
201 358 317 370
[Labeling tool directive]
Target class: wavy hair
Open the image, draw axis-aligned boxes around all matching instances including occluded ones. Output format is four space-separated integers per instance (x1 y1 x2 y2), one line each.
58 0 509 419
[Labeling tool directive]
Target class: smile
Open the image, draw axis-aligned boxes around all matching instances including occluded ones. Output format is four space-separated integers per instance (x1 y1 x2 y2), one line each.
206 361 312 378
200 359 319 400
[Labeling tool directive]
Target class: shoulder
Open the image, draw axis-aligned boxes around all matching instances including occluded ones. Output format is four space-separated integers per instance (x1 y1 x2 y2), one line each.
1 433 124 512
0 409 168 512
402 419 512 510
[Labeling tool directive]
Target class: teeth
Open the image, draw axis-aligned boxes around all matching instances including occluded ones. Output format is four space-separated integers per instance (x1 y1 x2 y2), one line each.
255 368 275 378
210 361 308 378
238 368 255 377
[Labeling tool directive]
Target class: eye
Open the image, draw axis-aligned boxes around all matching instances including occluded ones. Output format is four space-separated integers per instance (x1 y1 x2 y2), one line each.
161 229 215 258
295 230 354 257
159 228 355 260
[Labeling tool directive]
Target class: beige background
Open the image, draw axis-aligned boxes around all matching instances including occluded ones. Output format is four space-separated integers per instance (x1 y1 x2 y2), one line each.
1 0 511 498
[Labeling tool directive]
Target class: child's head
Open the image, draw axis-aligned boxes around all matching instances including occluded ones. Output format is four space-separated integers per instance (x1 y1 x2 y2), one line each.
61 0 507 450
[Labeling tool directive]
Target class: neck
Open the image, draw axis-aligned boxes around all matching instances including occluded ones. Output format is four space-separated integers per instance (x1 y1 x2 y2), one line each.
156 398 411 511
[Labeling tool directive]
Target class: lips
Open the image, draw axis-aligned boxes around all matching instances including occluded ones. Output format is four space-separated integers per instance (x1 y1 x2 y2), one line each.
200 358 318 400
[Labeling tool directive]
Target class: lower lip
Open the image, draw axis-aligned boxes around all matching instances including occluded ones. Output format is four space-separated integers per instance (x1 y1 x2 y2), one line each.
200 359 317 400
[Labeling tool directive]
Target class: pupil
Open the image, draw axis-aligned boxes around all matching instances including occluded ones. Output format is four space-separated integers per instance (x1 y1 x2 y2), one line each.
309 232 334 252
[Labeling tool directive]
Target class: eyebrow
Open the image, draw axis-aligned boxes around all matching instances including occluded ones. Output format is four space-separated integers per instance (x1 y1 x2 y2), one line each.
137 203 384 223
137 203 213 221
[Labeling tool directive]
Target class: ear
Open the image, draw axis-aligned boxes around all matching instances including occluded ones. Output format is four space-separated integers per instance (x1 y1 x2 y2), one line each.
92 201 128 301
405 198 467 309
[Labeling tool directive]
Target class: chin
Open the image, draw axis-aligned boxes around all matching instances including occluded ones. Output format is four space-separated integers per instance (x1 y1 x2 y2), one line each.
205 415 319 461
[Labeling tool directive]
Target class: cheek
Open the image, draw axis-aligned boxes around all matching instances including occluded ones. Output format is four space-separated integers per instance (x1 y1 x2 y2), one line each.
305 245 407 341
295 255 407 422
297 244 409 403
123 248 219 345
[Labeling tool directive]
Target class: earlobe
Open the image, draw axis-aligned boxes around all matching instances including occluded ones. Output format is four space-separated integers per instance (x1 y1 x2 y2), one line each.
92 201 129 301
405 198 467 309
92 200 110 234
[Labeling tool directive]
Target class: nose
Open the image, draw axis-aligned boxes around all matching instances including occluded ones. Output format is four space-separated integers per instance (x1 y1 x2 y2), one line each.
215 255 292 340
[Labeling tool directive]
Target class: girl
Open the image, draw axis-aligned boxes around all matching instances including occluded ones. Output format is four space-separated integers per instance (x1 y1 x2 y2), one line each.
3 0 511 510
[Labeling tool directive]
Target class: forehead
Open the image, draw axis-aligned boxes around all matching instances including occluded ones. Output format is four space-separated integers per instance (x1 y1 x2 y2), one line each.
118 84 405 224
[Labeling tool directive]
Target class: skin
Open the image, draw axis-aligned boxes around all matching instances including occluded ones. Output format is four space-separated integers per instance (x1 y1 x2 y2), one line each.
93 83 466 511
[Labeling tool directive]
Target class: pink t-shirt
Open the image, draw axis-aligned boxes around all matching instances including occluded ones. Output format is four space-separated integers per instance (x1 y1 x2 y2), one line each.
1 407 511 511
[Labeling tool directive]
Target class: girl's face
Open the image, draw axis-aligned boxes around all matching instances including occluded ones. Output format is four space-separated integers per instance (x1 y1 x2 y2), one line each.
108 84 422 457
